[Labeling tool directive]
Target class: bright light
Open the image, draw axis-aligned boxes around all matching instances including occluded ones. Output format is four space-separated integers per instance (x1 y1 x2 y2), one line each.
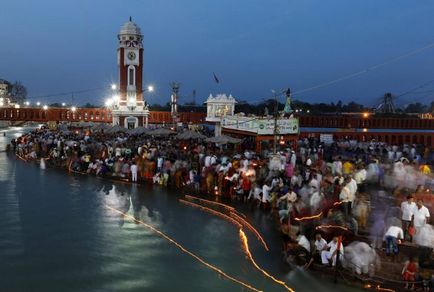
14 104 20 109
111 84 117 90
71 106 77 112
147 85 154 92
307 109 310 113
43 105 48 110
61 102 66 107
362 128 368 132
105 99 113 107
24 101 30 106
128 97 135 104
363 112 369 118
36 102 41 106
112 95 119 102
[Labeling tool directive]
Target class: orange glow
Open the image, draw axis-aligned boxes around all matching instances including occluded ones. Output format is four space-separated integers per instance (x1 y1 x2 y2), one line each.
239 230 295 292
363 112 369 118
106 205 262 292
230 212 269 251
316 225 349 231
294 212 323 221
185 195 246 218
376 285 395 292
184 195 267 250
333 201 343 206
179 200 242 228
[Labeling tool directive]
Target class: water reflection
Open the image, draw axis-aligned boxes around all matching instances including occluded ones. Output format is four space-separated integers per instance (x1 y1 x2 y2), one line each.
101 182 161 228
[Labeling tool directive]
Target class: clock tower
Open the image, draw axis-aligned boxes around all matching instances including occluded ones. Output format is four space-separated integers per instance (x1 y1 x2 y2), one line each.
111 17 149 129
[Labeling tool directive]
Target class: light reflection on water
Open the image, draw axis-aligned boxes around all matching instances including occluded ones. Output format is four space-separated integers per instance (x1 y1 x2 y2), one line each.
0 127 361 292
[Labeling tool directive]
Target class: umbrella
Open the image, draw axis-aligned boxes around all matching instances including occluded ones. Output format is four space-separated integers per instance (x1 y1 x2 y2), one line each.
106 125 126 134
175 130 207 140
128 127 149 135
148 128 176 136
92 123 110 131
205 135 242 144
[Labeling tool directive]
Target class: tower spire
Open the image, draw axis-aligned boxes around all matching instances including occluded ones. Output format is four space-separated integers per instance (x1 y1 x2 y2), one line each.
129 16 132 22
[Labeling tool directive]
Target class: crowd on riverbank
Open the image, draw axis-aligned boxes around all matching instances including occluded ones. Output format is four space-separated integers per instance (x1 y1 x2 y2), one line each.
11 125 434 289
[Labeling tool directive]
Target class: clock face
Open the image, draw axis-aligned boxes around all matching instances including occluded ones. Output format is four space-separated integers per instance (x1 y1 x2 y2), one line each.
127 51 136 61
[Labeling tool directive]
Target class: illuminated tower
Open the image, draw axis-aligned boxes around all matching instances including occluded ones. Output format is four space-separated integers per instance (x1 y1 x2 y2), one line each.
111 17 148 129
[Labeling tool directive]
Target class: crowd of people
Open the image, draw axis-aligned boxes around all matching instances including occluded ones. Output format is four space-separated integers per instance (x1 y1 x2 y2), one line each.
11 124 434 290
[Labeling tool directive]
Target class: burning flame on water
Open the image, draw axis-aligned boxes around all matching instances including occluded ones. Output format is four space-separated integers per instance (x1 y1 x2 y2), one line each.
294 212 323 221
106 205 262 292
316 225 349 231
184 195 268 251
179 200 242 228
239 230 295 292
229 212 269 251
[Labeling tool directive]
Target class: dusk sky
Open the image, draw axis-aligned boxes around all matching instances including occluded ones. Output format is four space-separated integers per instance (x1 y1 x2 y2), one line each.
1 0 434 107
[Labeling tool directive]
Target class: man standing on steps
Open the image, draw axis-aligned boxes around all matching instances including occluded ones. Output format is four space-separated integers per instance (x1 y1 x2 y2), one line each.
131 162 138 182
401 195 416 241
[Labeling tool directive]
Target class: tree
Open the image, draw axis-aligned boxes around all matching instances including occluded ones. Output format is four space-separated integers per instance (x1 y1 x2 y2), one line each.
404 102 427 113
9 81 27 104
430 101 434 112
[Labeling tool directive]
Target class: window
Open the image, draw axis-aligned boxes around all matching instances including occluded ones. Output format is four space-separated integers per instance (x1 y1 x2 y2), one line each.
128 66 135 86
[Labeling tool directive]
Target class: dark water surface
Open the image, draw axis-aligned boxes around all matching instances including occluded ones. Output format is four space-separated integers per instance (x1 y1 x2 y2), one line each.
0 127 361 292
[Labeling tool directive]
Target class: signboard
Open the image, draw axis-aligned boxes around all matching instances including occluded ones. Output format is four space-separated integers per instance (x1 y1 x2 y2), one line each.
320 134 334 145
222 117 299 135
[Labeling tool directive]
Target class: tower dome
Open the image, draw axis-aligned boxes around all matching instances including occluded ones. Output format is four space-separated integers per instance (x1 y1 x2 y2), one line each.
119 17 142 36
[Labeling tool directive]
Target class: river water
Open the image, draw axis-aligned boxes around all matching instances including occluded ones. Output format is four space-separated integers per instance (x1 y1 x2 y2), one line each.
0 126 361 292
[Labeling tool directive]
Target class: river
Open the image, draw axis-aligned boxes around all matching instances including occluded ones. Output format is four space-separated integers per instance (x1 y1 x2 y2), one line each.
0 126 361 292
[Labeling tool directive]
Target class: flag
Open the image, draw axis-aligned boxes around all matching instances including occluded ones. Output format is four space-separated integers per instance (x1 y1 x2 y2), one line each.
213 72 220 84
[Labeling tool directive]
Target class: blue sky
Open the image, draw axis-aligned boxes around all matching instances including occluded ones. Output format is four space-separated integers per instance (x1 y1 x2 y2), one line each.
1 0 434 107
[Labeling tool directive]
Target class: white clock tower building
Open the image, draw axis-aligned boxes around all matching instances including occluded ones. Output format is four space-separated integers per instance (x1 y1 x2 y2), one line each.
111 17 149 129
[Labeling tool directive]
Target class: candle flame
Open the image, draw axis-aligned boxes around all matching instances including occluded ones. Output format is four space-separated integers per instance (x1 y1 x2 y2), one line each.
239 230 295 292
294 212 323 221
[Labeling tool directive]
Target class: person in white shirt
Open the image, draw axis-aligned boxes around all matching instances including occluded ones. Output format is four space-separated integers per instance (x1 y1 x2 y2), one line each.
297 234 311 252
248 184 262 203
401 195 417 241
354 168 367 185
314 233 328 252
204 155 211 168
384 225 404 256
339 180 352 216
413 200 430 233
277 188 297 221
130 162 138 182
306 233 328 269
261 183 272 208
321 237 344 266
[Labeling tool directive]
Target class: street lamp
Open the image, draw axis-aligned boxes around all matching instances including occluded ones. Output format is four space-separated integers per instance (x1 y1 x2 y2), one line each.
105 98 113 107
111 84 117 91
36 101 41 106
61 102 66 107
71 106 77 112
24 101 30 106
43 105 48 110
147 85 154 92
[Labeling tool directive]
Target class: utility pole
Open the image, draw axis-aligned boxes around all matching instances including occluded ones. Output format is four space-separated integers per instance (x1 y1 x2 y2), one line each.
272 90 279 154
